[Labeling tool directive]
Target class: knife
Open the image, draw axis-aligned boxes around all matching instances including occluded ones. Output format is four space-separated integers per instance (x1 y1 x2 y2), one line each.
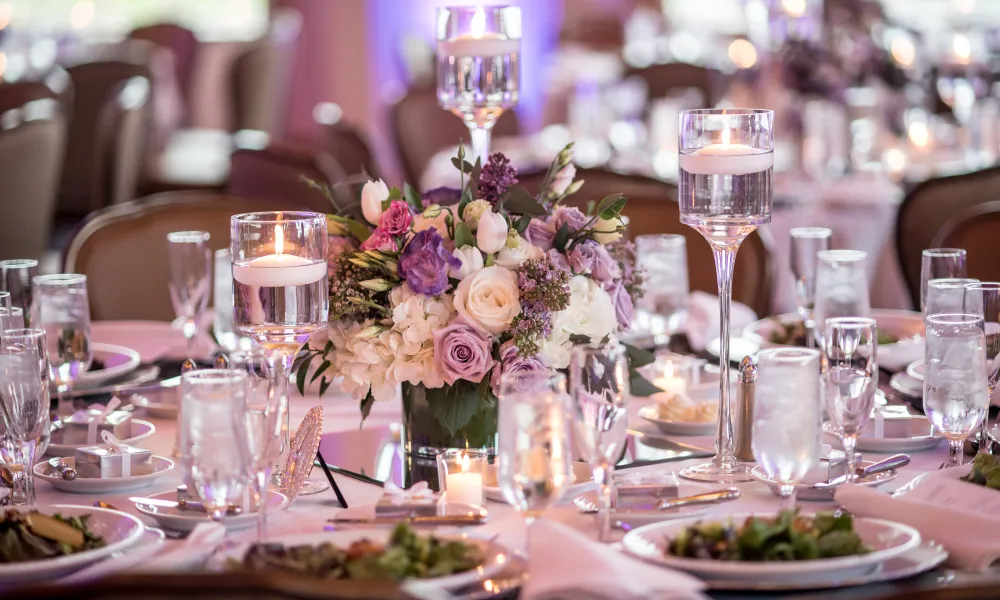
815 454 910 488
656 487 741 511
67 372 178 400
328 513 487 526
130 496 242 515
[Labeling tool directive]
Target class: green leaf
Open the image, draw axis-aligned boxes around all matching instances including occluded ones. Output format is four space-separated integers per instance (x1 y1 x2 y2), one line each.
458 186 475 219
309 360 331 384
470 157 483 195
428 381 483 435
319 376 332 397
329 214 372 242
598 196 627 221
360 391 376 421
595 193 626 218
386 186 403 201
403 183 422 214
451 157 475 174
295 354 312 396
629 374 663 397
502 186 547 216
585 200 596 216
624 343 656 368
514 214 532 234
552 223 571 252
454 222 475 248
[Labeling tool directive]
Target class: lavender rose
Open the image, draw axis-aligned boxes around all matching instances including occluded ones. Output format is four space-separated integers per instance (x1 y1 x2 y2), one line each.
420 187 461 209
551 206 588 233
379 200 413 236
523 218 556 251
609 281 635 330
490 340 549 394
361 228 394 252
545 248 570 272
399 228 461 295
433 318 495 385
567 239 597 275
590 243 621 283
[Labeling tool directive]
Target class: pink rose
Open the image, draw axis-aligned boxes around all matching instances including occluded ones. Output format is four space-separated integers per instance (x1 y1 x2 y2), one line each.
361 227 395 251
379 200 413 236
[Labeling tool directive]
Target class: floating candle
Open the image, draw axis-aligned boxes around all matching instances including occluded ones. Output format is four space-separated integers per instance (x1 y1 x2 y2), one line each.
678 126 774 175
231 224 326 287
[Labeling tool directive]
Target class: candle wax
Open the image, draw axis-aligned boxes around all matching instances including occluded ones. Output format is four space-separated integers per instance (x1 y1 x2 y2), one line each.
232 254 327 287
678 144 774 176
653 375 688 397
438 33 520 57
445 471 484 506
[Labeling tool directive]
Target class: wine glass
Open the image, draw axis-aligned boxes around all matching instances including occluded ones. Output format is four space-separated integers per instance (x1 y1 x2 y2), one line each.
167 231 212 354
677 108 773 483
635 234 689 341
925 278 979 320
568 343 630 542
180 369 253 522
30 274 92 416
1 259 39 327
813 250 870 346
0 329 50 506
214 249 251 353
789 227 832 347
962 282 1000 455
497 371 574 551
822 317 878 483
231 212 328 478
753 348 822 509
920 249 967 312
0 307 24 338
436 5 521 164
924 313 990 467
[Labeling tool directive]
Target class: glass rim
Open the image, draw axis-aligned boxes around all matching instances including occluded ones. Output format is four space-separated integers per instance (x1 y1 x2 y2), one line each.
964 282 1000 291
925 312 985 326
231 211 327 225
181 368 249 383
679 108 773 116
438 5 517 13
0 258 39 268
816 249 867 263
0 306 24 315
927 277 979 289
33 273 86 286
824 316 877 329
436 448 488 459
922 248 966 258
167 230 211 243
498 369 565 389
790 227 833 239
757 347 821 362
0 328 46 348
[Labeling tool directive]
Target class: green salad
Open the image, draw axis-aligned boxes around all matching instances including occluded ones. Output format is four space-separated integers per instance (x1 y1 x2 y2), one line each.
767 319 897 346
0 511 106 563
232 523 483 581
666 510 871 562
962 453 1000 490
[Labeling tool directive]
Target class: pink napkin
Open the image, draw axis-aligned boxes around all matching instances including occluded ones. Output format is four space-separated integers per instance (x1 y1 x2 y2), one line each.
684 291 758 351
835 482 1000 571
521 519 707 600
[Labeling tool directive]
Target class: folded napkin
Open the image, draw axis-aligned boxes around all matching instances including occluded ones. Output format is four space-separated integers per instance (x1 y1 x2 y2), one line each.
835 483 1000 571
685 291 758 352
520 519 707 600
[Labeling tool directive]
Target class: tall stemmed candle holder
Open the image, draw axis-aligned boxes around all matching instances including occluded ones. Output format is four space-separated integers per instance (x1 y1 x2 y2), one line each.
678 108 773 483
436 5 521 164
230 212 328 477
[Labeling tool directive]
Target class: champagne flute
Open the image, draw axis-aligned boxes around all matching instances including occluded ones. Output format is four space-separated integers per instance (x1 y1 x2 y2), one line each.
920 249 967 312
823 317 878 483
0 329 50 506
1 260 39 327
436 5 521 164
753 348 822 508
962 282 1000 455
31 274 92 416
924 313 990 467
789 227 832 347
925 278 979 320
167 231 212 354
568 343 629 542
677 108 773 483
813 250 870 347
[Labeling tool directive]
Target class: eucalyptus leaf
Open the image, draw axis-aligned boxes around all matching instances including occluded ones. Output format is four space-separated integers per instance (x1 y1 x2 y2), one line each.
514 214 532 234
629 374 663 397
595 193 626 217
552 223 571 252
624 343 656 368
319 376 332 397
598 196 627 220
454 222 475 249
451 157 475 174
403 183 422 213
360 391 376 421
310 360 331 385
295 356 311 396
458 186 475 218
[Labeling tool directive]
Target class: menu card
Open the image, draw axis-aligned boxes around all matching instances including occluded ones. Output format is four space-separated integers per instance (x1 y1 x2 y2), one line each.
902 475 1000 519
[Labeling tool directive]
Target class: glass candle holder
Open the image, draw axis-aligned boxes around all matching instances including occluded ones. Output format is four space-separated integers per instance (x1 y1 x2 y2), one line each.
436 449 487 507
650 350 704 397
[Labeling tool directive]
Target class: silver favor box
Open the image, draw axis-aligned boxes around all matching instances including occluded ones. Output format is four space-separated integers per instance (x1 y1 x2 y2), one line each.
60 409 132 445
375 493 445 517
613 472 680 509
74 443 153 478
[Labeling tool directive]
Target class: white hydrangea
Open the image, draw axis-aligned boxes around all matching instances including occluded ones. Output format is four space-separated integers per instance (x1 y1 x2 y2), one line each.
537 276 617 369
327 319 398 402
386 286 454 388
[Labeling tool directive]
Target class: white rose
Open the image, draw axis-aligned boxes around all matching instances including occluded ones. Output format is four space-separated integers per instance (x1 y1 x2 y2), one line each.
454 265 521 335
361 179 390 225
592 216 623 244
451 246 485 279
549 163 576 196
557 276 617 340
495 236 543 269
537 326 572 369
476 211 509 254
462 199 492 230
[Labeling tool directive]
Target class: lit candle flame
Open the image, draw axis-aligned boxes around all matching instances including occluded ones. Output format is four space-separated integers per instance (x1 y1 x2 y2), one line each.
470 6 486 38
721 127 731 146
460 452 470 473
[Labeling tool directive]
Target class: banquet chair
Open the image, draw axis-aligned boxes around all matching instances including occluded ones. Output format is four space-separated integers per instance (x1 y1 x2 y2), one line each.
517 168 774 316
933 200 1000 283
64 192 278 321
0 96 66 262
390 85 521 186
895 166 1000 308
0 70 72 115
315 109 384 182
127 23 198 118
625 63 721 107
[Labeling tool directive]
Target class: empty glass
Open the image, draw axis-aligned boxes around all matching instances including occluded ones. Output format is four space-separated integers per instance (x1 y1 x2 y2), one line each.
635 234 689 339
789 227 832 346
925 278 979 320
0 329 50 506
924 314 990 467
0 307 25 336
167 231 212 354
963 282 1000 454
920 249 967 312
180 369 253 522
753 348 822 508
31 274 92 416
568 343 630 542
813 250 870 346
1 260 38 327
823 317 878 483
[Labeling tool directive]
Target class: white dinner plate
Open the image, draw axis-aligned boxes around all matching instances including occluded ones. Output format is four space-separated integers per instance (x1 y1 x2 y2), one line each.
826 430 943 453
571 481 721 526
637 403 716 436
485 462 590 503
0 504 146 584
211 529 511 593
750 461 898 501
621 513 921 582
134 489 288 532
890 371 924 398
34 455 175 494
45 419 156 457
74 343 141 389
907 358 926 382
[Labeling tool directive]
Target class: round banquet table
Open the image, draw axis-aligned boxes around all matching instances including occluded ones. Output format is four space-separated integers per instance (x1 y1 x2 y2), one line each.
24 324 1000 598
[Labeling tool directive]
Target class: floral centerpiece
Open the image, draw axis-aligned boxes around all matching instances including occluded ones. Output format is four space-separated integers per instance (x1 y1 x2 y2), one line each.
295 144 656 457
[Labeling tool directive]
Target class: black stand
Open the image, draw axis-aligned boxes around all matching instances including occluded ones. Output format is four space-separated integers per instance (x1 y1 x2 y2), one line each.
315 450 349 508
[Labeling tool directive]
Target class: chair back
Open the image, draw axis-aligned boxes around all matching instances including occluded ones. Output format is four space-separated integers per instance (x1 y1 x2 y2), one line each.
895 166 1000 308
229 9 302 135
933 200 1000 283
390 85 521 186
64 192 279 321
127 23 198 108
0 70 72 115
0 97 67 261
518 168 774 316
319 118 383 182
625 63 721 107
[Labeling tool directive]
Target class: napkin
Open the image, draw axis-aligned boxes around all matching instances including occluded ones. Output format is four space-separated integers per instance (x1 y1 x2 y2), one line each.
835 483 1000 571
141 522 228 571
520 519 707 600
684 291 758 352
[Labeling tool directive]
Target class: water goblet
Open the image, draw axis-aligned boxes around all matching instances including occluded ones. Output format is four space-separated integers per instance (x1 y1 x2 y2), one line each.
30 274 92 416
167 231 212 354
789 227 832 346
568 343 630 542
635 234 689 340
753 347 822 508
822 317 878 483
1 260 39 327
0 329 50 506
677 108 774 483
214 249 251 354
0 307 25 337
813 250 870 346
963 282 1000 454
925 278 979 320
920 249 967 312
436 5 521 164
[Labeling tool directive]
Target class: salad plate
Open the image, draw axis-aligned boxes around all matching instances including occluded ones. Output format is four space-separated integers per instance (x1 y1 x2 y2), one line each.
45 419 156 457
906 358 926 382
73 343 141 389
134 489 288 532
35 455 175 493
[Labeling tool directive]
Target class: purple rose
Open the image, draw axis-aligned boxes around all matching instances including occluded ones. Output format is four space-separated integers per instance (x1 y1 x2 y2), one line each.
490 340 549 394
590 243 621 283
567 240 598 275
361 228 394 251
524 218 555 251
609 282 635 330
379 200 413 236
434 318 495 385
545 248 570 272
399 229 461 295
420 187 461 209
551 206 588 233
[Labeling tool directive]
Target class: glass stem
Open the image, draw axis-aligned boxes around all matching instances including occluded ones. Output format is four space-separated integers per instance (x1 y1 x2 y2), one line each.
593 462 615 542
948 439 963 467
977 386 995 455
468 124 492 166
266 350 293 480
11 441 37 506
55 382 73 417
778 483 796 511
711 245 738 472
255 469 269 542
843 433 858 482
